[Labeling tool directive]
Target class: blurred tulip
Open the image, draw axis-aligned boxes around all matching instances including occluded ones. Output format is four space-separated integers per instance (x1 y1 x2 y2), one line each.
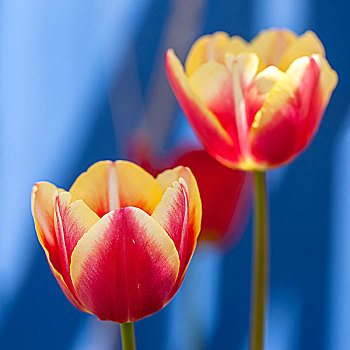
165 29 338 171
31 160 201 323
173 149 250 247
128 134 251 248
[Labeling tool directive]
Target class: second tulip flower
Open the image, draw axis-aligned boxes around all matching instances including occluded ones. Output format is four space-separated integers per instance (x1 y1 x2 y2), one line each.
165 29 338 171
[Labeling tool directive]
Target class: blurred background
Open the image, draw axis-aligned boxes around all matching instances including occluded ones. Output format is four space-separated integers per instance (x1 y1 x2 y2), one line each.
1 0 349 349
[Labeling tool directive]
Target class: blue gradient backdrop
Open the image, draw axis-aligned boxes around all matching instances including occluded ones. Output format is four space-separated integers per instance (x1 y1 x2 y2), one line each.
0 0 349 349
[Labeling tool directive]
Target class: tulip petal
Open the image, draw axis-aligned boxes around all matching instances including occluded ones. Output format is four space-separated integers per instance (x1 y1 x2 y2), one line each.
245 66 285 127
185 32 251 77
224 53 259 159
71 207 180 323
233 52 259 90
251 66 286 95
313 54 338 106
249 54 337 166
156 166 202 243
289 55 337 152
250 28 297 69
185 32 231 77
152 179 190 299
54 192 99 290
69 161 112 217
62 200 100 255
32 182 61 270
249 70 299 165
70 160 163 217
279 30 325 71
114 161 163 214
188 61 236 136
166 49 240 167
31 183 86 311
227 36 251 55
156 167 201 292
188 52 259 141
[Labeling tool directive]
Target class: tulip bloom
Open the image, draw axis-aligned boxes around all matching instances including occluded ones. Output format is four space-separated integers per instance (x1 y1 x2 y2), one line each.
127 133 251 247
172 149 250 247
31 160 201 323
165 29 338 170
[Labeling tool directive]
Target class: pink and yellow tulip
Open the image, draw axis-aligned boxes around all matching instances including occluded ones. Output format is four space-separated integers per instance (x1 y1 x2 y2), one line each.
31 160 201 323
165 29 338 171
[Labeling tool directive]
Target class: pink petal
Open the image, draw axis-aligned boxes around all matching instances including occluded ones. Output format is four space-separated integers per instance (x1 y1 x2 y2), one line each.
70 207 180 323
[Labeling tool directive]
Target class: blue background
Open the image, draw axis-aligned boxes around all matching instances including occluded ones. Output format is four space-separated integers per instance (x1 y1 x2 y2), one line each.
0 0 349 349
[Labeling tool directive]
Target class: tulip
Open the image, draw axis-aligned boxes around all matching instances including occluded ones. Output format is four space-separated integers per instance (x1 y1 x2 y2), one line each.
165 29 338 171
166 29 338 350
127 134 251 248
172 148 250 248
31 160 201 328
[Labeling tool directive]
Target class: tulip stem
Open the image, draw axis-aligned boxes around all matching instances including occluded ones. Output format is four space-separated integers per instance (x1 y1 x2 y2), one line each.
249 171 269 350
120 322 136 350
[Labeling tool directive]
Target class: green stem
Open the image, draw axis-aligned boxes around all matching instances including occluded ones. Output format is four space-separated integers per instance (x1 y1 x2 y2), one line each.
249 171 269 350
120 322 136 350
